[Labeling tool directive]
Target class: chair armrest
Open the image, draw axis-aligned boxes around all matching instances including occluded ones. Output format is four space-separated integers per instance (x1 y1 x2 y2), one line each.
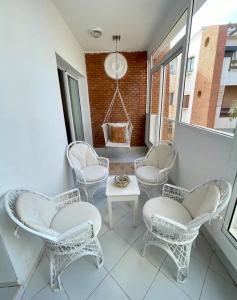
57 221 94 242
151 214 199 243
98 156 109 169
162 184 189 203
134 157 147 170
53 189 81 209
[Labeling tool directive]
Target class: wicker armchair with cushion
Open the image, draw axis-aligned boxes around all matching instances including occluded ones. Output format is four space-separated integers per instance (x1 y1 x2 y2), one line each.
4 188 103 291
142 179 232 283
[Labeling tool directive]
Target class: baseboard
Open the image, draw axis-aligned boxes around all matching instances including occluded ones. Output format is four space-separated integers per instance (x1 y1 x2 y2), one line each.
14 246 45 300
202 228 237 285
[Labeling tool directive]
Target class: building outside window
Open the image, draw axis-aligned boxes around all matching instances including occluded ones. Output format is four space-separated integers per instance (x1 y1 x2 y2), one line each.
183 94 190 108
169 92 174 105
170 60 177 75
186 56 194 73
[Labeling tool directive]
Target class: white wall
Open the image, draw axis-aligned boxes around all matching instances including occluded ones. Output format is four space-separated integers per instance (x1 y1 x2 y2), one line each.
0 0 92 285
172 123 237 273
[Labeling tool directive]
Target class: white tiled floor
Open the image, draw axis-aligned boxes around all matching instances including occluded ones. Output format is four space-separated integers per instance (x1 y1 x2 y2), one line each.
14 188 237 300
95 147 147 163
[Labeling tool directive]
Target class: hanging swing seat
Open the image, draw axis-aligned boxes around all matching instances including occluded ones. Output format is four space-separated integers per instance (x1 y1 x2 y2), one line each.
102 85 133 149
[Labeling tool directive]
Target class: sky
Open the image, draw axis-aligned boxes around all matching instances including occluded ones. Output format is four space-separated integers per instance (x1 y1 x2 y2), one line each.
192 0 237 36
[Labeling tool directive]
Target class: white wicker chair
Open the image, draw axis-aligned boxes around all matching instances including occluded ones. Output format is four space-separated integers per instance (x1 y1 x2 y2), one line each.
4 188 104 291
142 179 232 283
134 141 177 198
66 141 109 202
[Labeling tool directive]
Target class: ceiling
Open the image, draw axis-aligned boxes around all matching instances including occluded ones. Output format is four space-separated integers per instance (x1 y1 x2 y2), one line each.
53 0 187 52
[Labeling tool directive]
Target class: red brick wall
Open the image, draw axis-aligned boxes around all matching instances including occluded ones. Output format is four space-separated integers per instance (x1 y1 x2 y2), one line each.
85 52 147 147
191 25 227 127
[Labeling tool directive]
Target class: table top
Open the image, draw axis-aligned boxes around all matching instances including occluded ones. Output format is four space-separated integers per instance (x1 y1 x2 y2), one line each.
106 175 140 196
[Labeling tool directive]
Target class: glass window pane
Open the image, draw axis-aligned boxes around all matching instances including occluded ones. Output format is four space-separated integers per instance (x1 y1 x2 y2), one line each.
149 70 161 144
68 75 84 141
180 0 237 136
160 118 175 141
160 53 182 141
152 11 187 66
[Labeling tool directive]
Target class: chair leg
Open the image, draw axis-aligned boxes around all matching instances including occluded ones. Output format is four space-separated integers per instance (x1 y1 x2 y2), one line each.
175 243 192 283
49 253 62 291
141 230 150 256
94 237 104 268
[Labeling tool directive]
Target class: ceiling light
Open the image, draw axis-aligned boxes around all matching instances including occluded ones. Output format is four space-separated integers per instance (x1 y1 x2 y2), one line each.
89 27 103 38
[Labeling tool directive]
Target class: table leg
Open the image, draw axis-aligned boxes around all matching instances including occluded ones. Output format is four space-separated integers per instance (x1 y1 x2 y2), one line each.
133 198 138 227
107 200 113 229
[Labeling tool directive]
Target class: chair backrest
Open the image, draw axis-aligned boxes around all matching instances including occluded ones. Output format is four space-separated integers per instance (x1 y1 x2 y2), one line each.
184 180 232 228
67 141 99 171
146 141 177 170
4 190 59 240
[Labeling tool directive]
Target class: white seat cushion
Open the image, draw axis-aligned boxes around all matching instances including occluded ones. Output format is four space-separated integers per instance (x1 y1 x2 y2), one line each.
143 196 192 226
183 184 220 218
135 166 159 184
51 202 101 236
16 192 57 228
82 165 108 182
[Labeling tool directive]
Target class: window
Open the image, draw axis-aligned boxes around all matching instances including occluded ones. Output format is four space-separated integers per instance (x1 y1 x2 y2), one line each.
148 11 187 144
230 50 237 70
149 70 161 144
180 0 237 136
170 60 177 75
183 95 190 108
169 93 174 105
160 53 183 141
186 57 194 73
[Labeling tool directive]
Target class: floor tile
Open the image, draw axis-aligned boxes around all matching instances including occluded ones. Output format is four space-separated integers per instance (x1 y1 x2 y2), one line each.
111 247 157 300
88 274 129 300
62 256 107 300
0 286 18 300
161 255 207 300
93 190 107 213
191 234 213 266
21 254 50 300
200 269 237 300
144 271 191 300
32 284 69 300
209 253 233 283
133 234 167 268
114 213 146 244
120 197 146 223
101 205 128 228
98 220 109 237
99 230 130 271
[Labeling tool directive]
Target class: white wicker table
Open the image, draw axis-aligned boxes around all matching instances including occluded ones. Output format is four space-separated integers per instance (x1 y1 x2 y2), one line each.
106 175 140 229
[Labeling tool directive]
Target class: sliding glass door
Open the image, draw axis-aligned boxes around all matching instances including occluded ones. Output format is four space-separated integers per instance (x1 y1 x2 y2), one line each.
57 68 84 143
67 74 84 141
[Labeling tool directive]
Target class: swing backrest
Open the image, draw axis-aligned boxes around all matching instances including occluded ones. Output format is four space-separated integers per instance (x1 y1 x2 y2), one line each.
102 122 133 145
